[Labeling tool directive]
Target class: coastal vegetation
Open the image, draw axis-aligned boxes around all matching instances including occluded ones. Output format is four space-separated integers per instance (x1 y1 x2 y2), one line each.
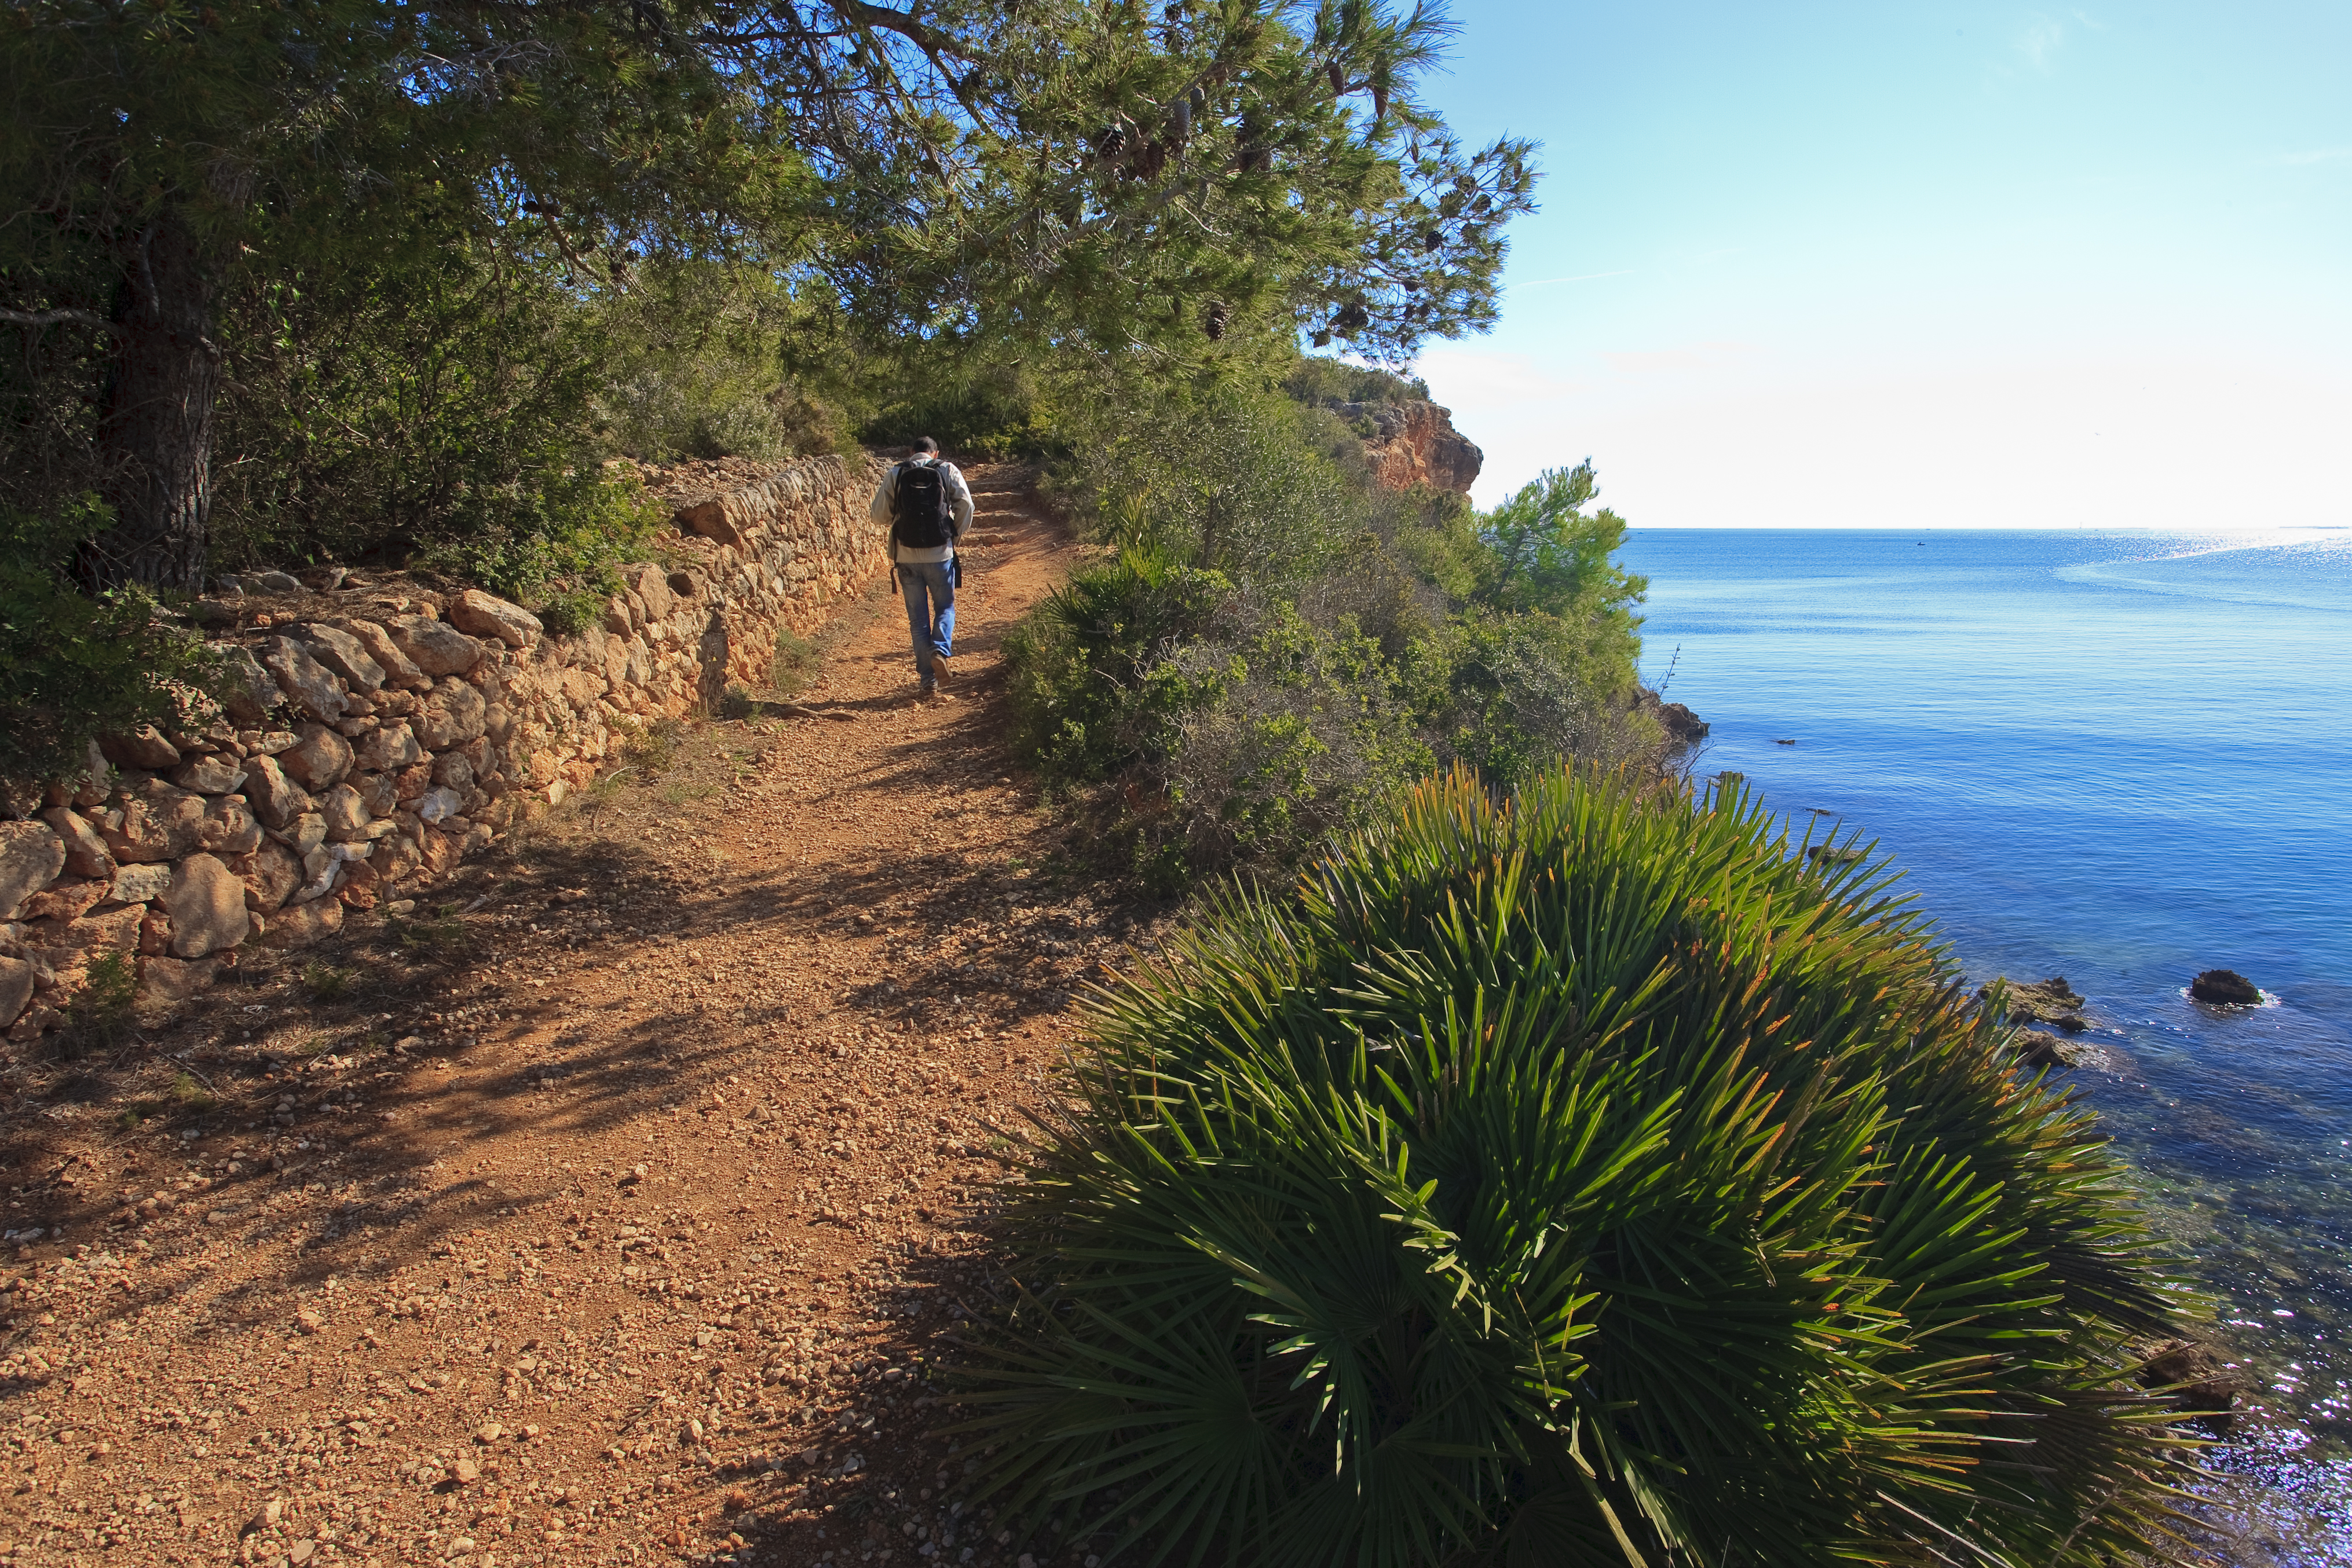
1 0 1531 785
0 3 2210 1560
962 767 2200 1565
1003 368 1659 888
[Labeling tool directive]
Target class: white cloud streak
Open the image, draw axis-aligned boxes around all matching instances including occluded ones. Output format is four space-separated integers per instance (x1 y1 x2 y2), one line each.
2014 15 2066 73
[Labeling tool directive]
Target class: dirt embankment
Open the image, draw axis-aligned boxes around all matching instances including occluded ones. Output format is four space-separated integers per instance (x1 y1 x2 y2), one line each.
0 466 1138 1568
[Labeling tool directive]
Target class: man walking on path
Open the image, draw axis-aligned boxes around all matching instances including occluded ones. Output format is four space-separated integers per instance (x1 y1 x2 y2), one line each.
870 438 975 698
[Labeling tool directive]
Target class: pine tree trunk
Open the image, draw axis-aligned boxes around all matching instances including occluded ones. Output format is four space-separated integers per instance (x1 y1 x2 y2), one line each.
83 207 220 594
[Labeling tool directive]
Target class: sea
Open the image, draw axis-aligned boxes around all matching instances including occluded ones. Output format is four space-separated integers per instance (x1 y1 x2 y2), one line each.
1617 528 2352 1564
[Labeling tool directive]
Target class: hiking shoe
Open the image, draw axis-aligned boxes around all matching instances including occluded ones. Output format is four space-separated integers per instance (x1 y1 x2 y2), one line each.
919 676 937 697
931 650 954 680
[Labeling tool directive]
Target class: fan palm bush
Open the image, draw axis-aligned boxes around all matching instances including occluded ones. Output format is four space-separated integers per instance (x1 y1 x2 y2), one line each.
960 767 2197 1566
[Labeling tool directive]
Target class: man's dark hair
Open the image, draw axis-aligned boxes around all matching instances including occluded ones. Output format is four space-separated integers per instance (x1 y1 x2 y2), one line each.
912 437 940 455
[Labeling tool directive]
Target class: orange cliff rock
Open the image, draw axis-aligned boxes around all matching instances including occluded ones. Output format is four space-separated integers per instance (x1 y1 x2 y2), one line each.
1340 400 1484 495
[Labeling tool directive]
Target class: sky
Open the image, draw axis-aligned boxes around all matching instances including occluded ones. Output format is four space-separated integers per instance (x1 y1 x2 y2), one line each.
1408 3 2352 528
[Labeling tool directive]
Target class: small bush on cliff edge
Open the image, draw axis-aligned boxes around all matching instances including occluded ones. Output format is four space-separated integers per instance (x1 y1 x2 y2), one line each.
958 767 2197 1567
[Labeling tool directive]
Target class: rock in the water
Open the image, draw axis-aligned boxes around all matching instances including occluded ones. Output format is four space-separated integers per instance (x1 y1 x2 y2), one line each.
2011 1030 2067 1068
2190 969 2261 1006
2137 1338 2239 1424
1978 974 2088 1032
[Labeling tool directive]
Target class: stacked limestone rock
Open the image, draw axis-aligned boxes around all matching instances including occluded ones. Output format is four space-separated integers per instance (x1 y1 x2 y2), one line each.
1336 400 1484 496
0 451 888 1039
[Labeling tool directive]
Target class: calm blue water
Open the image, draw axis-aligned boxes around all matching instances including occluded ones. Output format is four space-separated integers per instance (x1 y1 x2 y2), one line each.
1619 529 2352 1562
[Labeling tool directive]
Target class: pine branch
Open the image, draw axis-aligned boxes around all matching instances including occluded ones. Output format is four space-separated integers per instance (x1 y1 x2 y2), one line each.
0 306 119 334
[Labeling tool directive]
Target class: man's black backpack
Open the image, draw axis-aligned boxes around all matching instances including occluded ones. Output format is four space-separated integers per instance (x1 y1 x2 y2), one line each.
891 460 957 550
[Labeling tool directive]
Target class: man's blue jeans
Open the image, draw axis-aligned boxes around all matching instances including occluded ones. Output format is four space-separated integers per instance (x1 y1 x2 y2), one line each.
899 558 956 679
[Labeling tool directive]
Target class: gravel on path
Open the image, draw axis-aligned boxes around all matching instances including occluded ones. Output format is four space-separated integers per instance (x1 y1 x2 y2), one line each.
0 466 1147 1568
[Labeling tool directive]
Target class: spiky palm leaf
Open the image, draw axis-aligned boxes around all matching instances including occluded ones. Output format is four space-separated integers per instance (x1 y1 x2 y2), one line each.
957 767 2199 1567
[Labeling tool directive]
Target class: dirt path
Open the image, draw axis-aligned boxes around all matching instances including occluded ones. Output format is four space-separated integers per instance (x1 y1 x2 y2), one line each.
0 466 1135 1568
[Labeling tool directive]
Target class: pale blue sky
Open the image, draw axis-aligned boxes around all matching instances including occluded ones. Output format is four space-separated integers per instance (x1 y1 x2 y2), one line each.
1411 3 2352 528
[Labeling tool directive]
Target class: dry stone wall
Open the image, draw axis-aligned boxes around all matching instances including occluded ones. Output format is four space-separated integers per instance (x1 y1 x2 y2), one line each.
0 452 889 1040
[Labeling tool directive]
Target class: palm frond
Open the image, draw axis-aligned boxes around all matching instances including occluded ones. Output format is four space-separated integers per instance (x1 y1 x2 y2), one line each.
959 766 2201 1566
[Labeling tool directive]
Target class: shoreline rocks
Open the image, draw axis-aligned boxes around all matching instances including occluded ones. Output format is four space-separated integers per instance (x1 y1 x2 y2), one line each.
1979 974 2089 1033
2190 969 2262 1006
2136 1339 2241 1426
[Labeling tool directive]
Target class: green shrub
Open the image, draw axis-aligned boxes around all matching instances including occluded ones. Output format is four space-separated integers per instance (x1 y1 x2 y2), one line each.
770 627 822 695
1008 551 1439 888
619 717 683 779
414 465 665 636
167 1071 217 1112
1282 354 1432 408
1008 382 1673 889
301 962 356 1003
1414 610 1658 791
0 496 219 789
1049 382 1367 589
961 768 2194 1566
1005 548 1242 786
594 258 862 464
59 951 138 1056
1157 605 1434 879
1476 460 1647 624
858 356 1051 461
213 220 620 578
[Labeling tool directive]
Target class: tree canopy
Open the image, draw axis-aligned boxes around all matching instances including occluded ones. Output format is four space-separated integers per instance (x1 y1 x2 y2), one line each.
2 0 1537 588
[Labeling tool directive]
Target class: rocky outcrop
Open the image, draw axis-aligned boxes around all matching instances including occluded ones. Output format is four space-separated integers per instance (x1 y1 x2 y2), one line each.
1629 689 1708 748
2009 1028 2123 1072
1339 400 1483 495
2190 969 2261 1005
1978 975 2088 1033
0 451 889 1040
2136 1339 2240 1426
